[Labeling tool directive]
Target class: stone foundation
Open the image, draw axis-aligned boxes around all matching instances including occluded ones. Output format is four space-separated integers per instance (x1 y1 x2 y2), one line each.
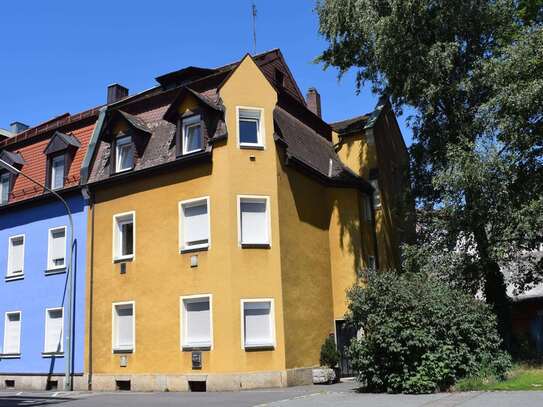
0 374 87 391
89 367 314 392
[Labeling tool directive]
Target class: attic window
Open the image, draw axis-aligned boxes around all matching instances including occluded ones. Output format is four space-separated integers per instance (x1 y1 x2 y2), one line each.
115 136 134 173
182 115 203 155
50 155 65 190
0 173 10 205
238 107 264 149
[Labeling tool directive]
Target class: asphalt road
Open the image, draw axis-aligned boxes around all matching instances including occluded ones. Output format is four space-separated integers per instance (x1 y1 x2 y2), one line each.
0 382 542 406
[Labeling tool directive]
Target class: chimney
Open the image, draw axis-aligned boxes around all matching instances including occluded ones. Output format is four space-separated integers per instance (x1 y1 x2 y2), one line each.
10 121 29 134
107 83 129 104
306 87 322 118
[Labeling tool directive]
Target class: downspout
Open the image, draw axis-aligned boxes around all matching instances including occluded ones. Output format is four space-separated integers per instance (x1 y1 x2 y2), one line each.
80 106 107 390
86 188 95 390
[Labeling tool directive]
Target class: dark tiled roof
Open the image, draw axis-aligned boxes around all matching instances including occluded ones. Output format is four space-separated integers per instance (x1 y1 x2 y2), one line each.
0 150 26 166
330 114 369 135
117 111 151 134
274 107 372 191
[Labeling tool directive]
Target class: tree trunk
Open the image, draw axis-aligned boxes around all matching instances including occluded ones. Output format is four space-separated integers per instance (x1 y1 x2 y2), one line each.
472 222 512 349
482 260 512 350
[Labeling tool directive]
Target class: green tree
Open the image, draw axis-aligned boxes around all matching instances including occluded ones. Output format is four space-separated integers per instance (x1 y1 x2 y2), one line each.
316 0 543 344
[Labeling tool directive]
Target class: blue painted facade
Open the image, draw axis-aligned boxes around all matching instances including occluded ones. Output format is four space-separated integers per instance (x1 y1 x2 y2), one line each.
0 193 87 374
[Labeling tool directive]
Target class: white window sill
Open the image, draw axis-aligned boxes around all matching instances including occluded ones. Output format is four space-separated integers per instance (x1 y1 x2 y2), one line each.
180 244 209 254
239 144 264 150
244 343 275 351
241 242 271 249
45 267 67 276
182 148 204 156
114 255 134 263
5 274 24 282
113 347 134 354
42 352 64 358
0 353 21 359
182 342 212 351
115 167 133 174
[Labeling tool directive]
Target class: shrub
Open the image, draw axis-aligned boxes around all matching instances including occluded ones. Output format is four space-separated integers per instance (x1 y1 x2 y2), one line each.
347 272 511 393
320 335 340 368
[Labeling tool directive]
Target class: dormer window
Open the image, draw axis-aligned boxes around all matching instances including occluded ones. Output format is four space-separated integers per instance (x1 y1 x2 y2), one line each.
50 155 65 190
0 173 10 205
115 135 134 173
182 115 203 155
44 131 80 191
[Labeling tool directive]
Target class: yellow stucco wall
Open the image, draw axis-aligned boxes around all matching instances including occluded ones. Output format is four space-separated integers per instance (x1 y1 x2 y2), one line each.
276 154 335 370
87 56 288 375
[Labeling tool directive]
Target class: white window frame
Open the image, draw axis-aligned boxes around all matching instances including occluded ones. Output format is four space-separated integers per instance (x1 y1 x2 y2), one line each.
112 211 136 262
2 311 21 356
370 180 381 208
0 172 10 205
240 298 276 350
182 115 203 155
43 307 64 355
6 234 25 279
236 106 265 149
180 294 213 350
112 301 135 353
179 197 211 252
50 154 65 190
237 195 271 248
47 226 67 271
115 135 134 173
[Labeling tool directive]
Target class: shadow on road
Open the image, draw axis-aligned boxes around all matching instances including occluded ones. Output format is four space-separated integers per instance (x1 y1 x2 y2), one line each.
0 395 72 407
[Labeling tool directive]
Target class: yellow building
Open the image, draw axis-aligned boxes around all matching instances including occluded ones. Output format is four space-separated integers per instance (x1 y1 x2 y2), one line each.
82 49 412 391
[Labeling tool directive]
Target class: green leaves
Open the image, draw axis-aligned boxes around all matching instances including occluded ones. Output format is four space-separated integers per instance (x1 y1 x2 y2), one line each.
347 272 511 393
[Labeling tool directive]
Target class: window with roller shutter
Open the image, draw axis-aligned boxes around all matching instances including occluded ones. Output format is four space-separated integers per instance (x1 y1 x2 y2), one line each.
238 196 270 247
7 235 25 278
3 311 21 356
47 227 66 271
112 302 134 352
44 308 63 354
181 296 212 349
179 198 210 252
241 300 275 350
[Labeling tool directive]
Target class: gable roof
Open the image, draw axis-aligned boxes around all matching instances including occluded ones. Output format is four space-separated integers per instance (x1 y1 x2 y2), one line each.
330 115 369 135
274 107 372 192
115 110 151 134
43 131 81 155
163 87 224 124
0 150 26 167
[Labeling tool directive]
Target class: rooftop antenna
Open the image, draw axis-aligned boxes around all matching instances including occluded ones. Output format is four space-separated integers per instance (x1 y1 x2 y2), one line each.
252 2 257 55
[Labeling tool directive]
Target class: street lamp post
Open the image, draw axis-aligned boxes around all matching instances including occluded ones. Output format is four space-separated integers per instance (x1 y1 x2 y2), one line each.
0 158 75 391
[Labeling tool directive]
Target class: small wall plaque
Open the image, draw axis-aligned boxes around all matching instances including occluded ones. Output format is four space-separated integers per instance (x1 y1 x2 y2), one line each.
120 355 128 367
192 351 202 369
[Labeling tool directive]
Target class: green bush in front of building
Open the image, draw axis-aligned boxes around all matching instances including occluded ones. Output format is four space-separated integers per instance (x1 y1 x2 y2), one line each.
346 272 511 393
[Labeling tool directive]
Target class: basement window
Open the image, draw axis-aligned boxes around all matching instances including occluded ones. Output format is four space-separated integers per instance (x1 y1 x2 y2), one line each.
116 380 131 391
5 380 15 388
188 380 206 392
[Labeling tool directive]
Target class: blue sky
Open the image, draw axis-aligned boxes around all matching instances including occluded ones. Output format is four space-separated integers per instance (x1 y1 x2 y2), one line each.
0 1 413 145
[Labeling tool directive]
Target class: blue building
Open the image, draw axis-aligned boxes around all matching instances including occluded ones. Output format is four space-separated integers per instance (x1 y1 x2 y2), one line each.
0 111 98 391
